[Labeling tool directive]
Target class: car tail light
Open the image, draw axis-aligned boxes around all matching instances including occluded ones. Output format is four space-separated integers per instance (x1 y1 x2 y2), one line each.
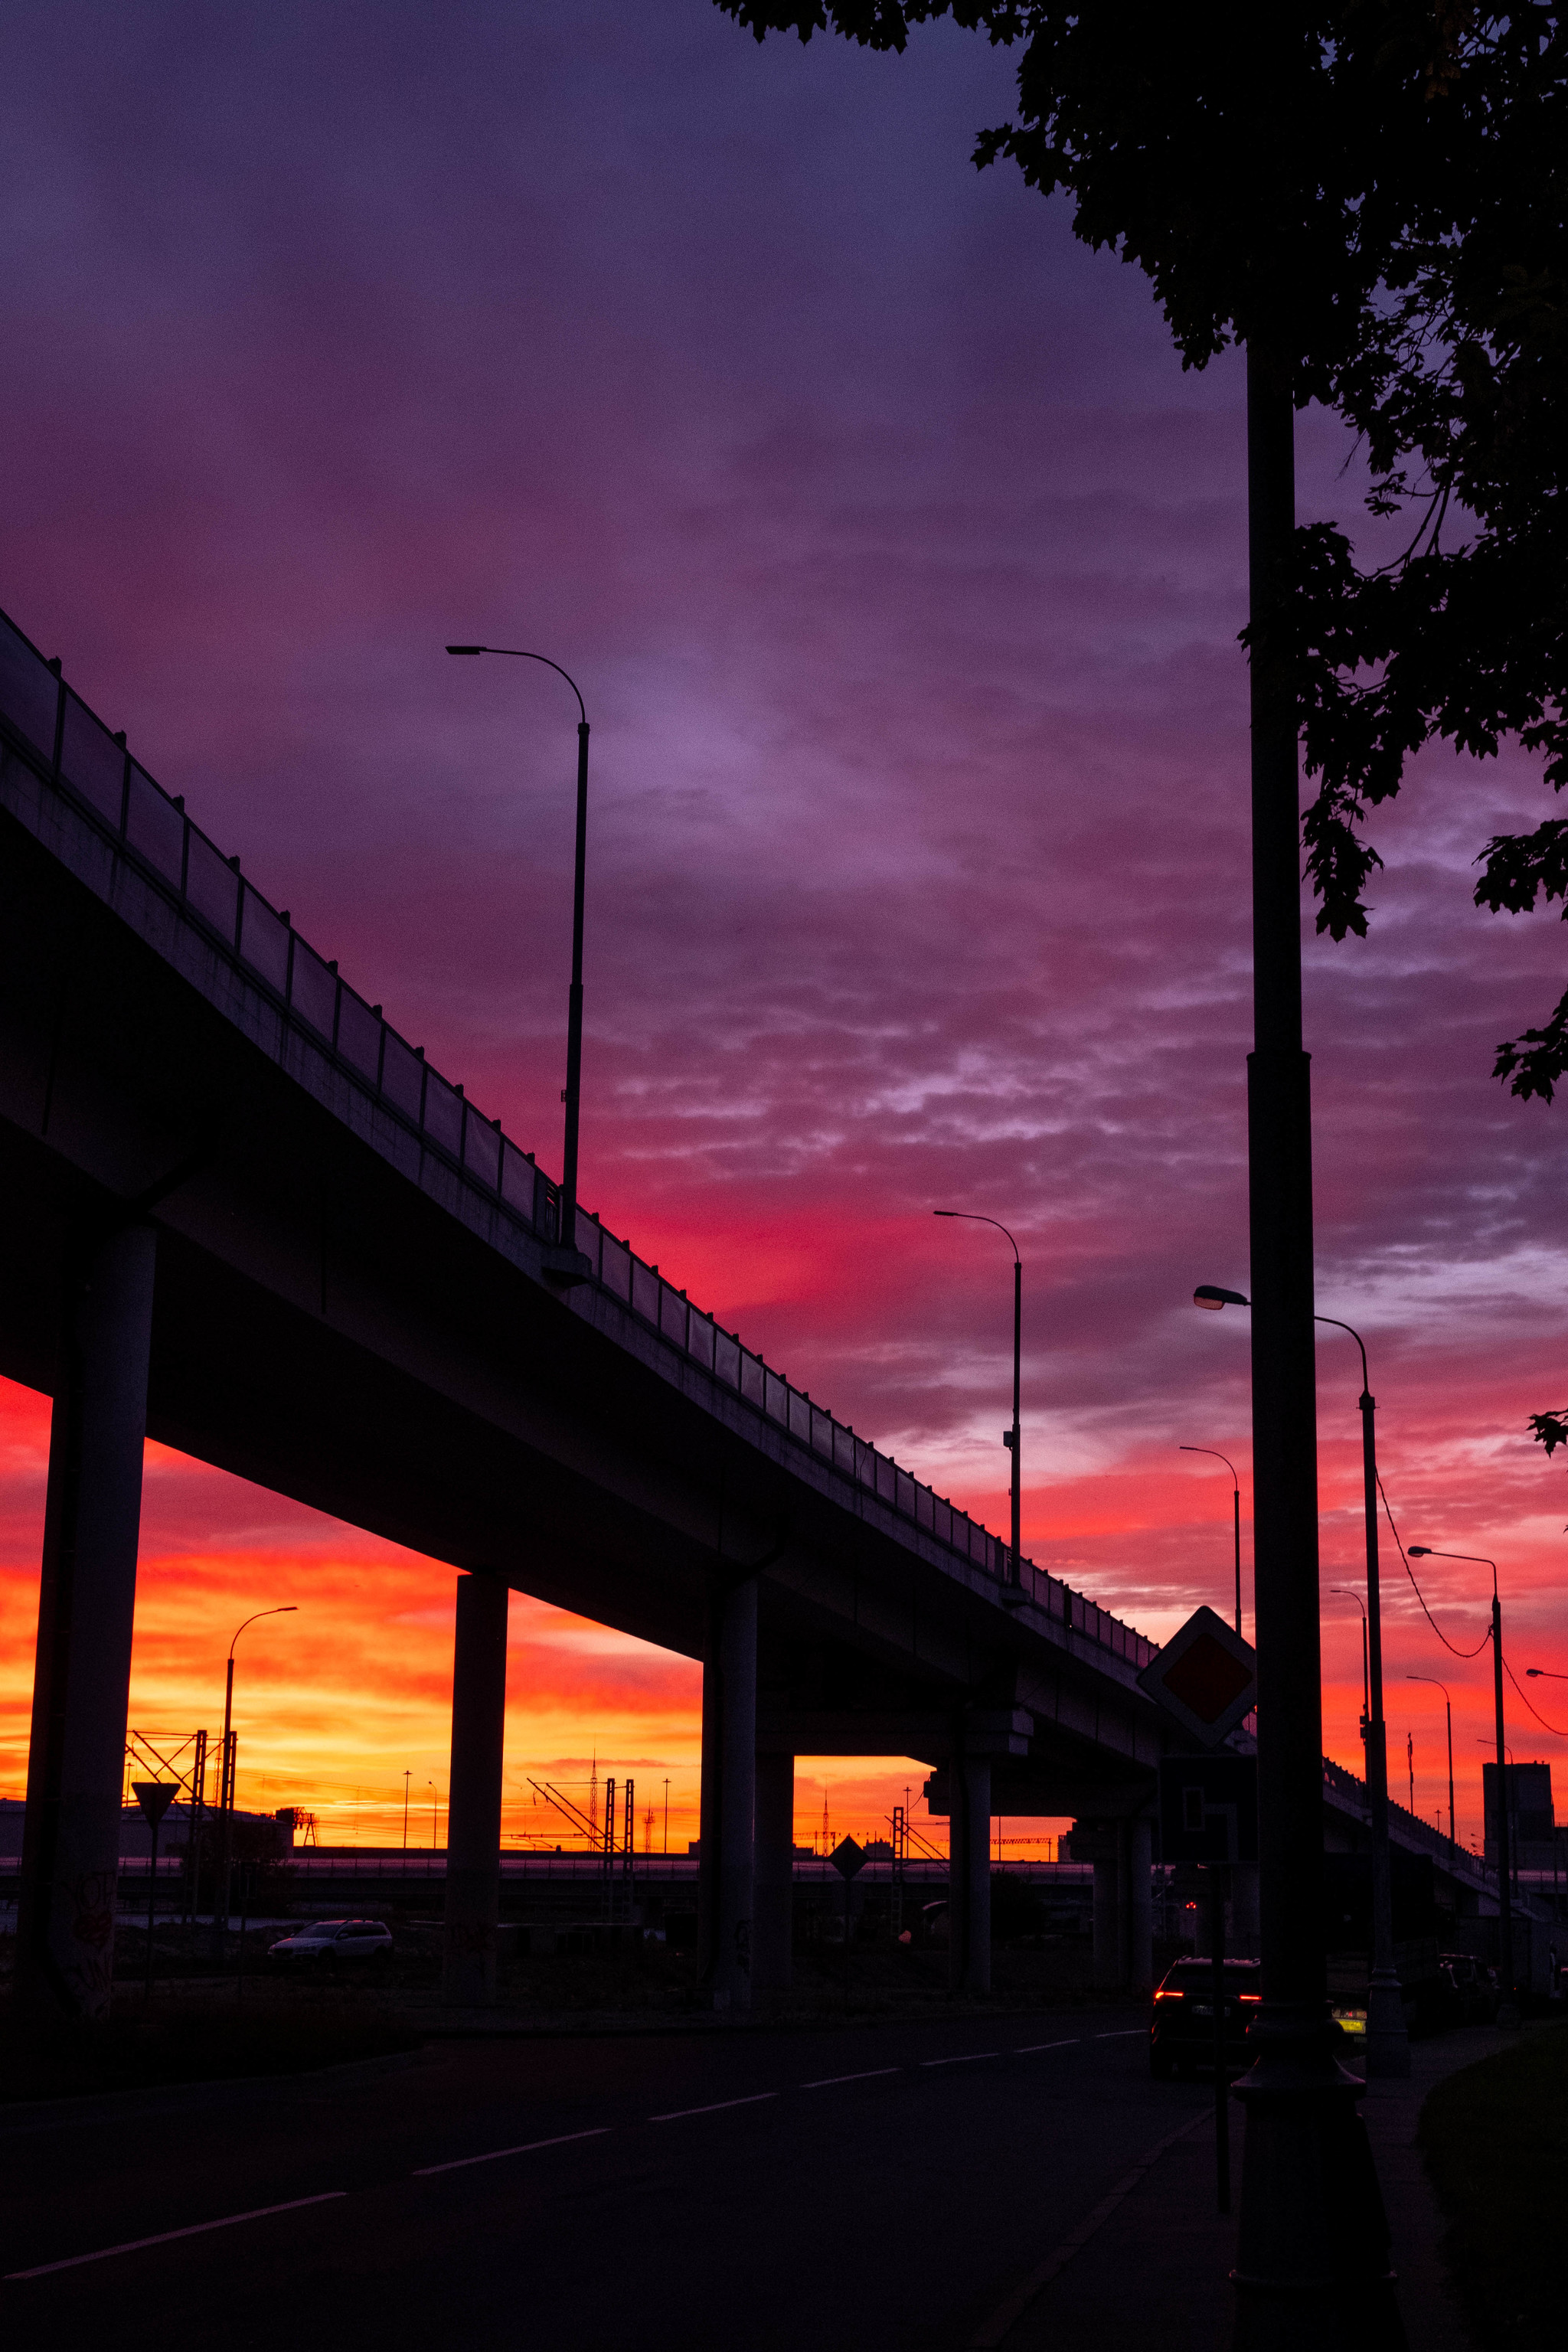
1154 1989 1184 2001
1240 1994 1261 2004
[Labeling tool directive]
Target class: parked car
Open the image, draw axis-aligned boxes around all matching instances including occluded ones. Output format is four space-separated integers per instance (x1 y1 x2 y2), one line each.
267 1919 393 1970
1149 1956 1261 2077
1437 1952 1498 2026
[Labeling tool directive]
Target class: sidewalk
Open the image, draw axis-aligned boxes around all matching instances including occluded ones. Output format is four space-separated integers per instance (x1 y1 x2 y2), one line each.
971 2027 1511 2350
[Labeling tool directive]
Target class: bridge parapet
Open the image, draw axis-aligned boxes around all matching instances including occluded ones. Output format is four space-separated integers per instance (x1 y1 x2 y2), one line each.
0 600 1158 1677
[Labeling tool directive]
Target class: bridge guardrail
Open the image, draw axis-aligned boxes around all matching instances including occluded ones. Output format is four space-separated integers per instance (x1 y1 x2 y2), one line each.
0 603 1155 1672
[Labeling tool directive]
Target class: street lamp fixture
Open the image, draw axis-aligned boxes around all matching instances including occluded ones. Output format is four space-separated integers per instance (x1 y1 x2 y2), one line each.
1526 1666 1568 1678
1408 1546 1517 2027
934 1210 1024 1602
446 642 593 1283
212 1606 297 1958
1406 1674 1455 1865
1194 1285 1409 2076
1331 1587 1369 1735
1181 1447 1244 1638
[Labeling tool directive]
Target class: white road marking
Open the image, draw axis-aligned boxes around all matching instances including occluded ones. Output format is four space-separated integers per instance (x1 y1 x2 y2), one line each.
413 2128 612 2177
921 2051 999 2067
1015 2038 1081 2053
800 2068 901 2090
6 2192 347 2281
1095 2029 1146 2039
648 2092 778 2122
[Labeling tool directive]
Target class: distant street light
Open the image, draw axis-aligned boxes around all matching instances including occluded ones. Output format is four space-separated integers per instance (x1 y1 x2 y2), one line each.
446 643 592 1279
1332 1588 1369 1736
935 1210 1024 1599
1410 1546 1518 2027
212 1607 296 1960
1194 1285 1408 2076
403 1769 411 1854
1407 1674 1455 1864
428 1779 439 1851
1181 1446 1243 1638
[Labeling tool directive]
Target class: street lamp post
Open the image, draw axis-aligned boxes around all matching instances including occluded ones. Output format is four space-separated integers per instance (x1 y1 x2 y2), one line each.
934 1211 1024 1598
429 1779 439 1851
446 644 593 1279
1332 1588 1369 1740
1180 1447 1243 1638
1410 1549 1517 2028
1407 1675 1455 1867
211 1607 296 1961
403 1769 410 1854
1195 1289 1409 2076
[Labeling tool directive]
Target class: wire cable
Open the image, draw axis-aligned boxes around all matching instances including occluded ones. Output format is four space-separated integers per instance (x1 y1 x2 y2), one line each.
1375 1474 1491 1658
1503 1656 1568 1738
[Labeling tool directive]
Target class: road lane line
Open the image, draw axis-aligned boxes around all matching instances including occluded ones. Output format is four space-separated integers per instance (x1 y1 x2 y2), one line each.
648 2092 778 2122
1015 2038 1080 2053
967 2111 1207 2347
1094 2029 1145 2039
5 2192 348 2281
800 2068 901 2089
920 2052 998 2067
413 2128 612 2177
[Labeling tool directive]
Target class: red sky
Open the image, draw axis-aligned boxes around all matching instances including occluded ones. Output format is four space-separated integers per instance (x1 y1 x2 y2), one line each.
2 1 1566 1855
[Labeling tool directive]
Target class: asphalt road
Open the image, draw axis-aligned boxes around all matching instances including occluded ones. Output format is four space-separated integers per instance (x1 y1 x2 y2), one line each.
2 2004 1210 2350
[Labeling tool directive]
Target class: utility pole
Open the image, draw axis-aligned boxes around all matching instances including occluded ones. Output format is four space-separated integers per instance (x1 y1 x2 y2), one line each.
1229 342 1397 2344
403 1769 410 1853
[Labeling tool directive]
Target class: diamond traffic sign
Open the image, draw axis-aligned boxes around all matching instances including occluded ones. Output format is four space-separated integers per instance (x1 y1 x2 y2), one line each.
1136 1606 1256 1748
132 1781 178 1828
828 1836 867 1881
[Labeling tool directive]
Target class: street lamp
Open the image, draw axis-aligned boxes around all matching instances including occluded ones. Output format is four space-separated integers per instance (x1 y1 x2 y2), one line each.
446 643 593 1280
935 1210 1024 1599
403 1769 411 1854
428 1779 439 1851
1181 1446 1243 1637
212 1607 296 1959
1526 1666 1568 1678
1194 1287 1409 2075
1332 1588 1369 1737
1410 1547 1518 2027
1407 1675 1455 1865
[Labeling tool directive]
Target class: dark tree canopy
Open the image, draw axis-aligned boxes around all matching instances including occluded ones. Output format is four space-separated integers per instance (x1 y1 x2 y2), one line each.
720 5 1568 1097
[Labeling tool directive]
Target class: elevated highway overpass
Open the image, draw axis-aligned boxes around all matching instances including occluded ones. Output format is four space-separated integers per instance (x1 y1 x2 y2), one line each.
0 600 1184 2017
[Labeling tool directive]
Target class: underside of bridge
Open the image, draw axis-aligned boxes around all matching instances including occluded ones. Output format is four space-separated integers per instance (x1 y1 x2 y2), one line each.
2 723 1173 2017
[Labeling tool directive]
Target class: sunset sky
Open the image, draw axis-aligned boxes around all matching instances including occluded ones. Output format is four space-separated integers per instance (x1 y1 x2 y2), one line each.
2 1 1566 1857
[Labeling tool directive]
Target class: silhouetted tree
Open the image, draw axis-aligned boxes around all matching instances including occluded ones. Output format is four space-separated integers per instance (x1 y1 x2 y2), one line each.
720 5 1567 1095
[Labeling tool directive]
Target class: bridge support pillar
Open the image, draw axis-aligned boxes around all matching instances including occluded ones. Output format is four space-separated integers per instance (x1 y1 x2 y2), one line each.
18 1225 158 2020
1128 1815 1154 1997
949 1753 991 1997
1093 1839 1124 1990
698 1576 756 2010
753 1750 793 1993
1232 1859 1261 1958
443 1572 509 2007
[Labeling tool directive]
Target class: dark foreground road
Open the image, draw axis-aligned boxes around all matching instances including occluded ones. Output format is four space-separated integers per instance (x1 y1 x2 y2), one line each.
2 2004 1207 2350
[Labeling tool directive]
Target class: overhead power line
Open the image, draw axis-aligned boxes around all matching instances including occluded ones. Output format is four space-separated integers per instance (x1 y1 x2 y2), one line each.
1376 1475 1491 1659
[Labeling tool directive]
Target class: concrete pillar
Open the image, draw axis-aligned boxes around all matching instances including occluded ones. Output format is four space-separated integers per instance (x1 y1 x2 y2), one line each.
18 1226 158 2019
753 1749 794 1993
1232 1860 1261 1958
442 1572 509 2006
949 1753 991 1996
1093 1844 1123 1989
1127 1815 1155 1996
697 1576 756 2010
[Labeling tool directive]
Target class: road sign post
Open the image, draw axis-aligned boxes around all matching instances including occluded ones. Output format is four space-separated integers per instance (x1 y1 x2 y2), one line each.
132 1781 178 2002
830 1836 866 2007
1159 1755 1258 2216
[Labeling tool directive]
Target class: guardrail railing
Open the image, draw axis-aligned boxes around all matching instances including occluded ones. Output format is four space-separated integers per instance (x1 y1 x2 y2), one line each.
0 602 1156 1670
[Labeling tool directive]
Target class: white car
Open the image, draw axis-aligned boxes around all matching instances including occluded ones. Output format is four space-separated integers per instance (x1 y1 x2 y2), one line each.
267 1918 393 1969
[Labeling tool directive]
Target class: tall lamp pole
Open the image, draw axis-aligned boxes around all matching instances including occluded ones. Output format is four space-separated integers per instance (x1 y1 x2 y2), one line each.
1180 1446 1243 1637
1410 1549 1517 2027
1332 1588 1369 1740
446 644 592 1279
211 1606 296 1961
403 1769 411 1854
1407 1675 1455 1866
934 1211 1023 1598
1195 1289 1409 2075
